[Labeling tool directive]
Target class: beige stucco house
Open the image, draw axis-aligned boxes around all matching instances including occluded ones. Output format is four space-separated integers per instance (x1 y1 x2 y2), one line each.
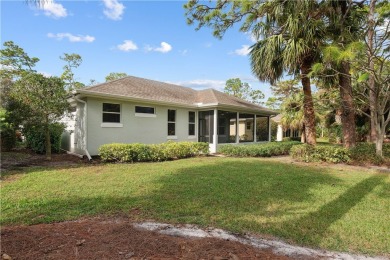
67 76 277 157
271 114 301 142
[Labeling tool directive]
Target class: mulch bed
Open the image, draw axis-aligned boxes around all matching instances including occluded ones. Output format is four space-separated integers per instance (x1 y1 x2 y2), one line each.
1 218 293 260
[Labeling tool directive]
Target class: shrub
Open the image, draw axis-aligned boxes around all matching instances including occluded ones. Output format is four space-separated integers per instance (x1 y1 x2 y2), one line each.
349 143 390 165
0 125 16 151
218 141 300 157
24 123 65 154
290 144 350 163
282 137 301 142
0 109 16 151
99 141 209 163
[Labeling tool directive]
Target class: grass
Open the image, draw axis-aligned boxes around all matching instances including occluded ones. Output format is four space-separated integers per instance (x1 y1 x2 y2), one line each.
1 157 389 255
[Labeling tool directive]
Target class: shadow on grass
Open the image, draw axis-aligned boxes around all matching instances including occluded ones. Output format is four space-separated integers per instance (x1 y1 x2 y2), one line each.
139 160 344 228
1 157 387 254
282 174 386 245
1 159 340 226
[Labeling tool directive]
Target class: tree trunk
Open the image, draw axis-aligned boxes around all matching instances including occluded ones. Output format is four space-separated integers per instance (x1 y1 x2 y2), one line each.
300 125 306 143
300 62 316 145
368 0 377 143
45 117 52 161
338 61 356 148
375 132 383 157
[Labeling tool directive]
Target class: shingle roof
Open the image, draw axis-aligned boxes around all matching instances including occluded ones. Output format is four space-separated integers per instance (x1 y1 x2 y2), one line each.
78 75 277 114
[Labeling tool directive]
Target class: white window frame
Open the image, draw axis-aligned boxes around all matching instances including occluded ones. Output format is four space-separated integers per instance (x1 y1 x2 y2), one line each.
135 105 156 118
188 111 196 136
102 102 122 127
167 109 176 137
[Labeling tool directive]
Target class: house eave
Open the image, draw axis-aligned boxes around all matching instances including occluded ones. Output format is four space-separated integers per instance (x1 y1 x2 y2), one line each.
76 90 199 109
75 90 278 115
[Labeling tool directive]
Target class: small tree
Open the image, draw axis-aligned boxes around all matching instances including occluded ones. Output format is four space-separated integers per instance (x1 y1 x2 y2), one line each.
60 53 84 91
105 72 129 82
224 78 265 104
11 73 68 160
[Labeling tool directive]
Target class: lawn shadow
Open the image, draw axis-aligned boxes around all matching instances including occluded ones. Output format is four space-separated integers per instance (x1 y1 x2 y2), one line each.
139 159 344 229
279 173 387 247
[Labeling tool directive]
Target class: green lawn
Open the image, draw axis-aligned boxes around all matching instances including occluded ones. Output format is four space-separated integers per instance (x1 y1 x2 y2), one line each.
1 157 389 255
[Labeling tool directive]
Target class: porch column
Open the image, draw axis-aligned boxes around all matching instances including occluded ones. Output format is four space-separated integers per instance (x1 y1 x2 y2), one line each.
212 108 218 153
268 116 272 142
236 112 239 143
253 114 257 143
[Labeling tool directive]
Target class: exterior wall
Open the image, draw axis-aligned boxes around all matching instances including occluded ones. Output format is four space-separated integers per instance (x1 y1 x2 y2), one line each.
276 124 283 141
74 102 87 150
85 98 197 155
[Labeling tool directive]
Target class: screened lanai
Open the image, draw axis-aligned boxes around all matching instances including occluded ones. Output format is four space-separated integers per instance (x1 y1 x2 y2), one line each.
198 109 272 153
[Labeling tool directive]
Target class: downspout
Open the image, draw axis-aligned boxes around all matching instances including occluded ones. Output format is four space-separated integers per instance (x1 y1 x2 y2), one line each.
74 95 92 160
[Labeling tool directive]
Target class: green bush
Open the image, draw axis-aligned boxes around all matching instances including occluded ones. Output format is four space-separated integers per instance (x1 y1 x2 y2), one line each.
218 141 300 157
282 137 301 142
0 109 16 151
24 123 65 154
99 141 209 163
349 143 390 165
1 125 16 151
290 144 350 163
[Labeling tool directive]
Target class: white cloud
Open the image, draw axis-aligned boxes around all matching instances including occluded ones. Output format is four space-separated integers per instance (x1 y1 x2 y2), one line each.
47 33 95 43
102 0 125 20
145 42 172 53
168 79 226 91
39 0 67 18
117 40 138 52
232 45 251 56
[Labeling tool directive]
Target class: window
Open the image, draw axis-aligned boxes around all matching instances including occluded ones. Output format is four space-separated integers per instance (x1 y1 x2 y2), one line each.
168 109 176 136
102 103 120 123
246 122 251 130
189 111 195 135
135 106 155 114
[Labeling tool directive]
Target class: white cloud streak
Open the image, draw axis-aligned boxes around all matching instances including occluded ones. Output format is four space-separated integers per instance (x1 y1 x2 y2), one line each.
102 0 125 20
145 42 172 53
39 0 67 18
168 79 226 91
233 45 251 56
47 33 95 43
117 40 138 51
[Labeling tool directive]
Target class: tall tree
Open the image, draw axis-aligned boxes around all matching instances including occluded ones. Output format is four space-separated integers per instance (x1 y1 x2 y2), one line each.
105 72 129 82
11 73 68 160
322 0 366 148
185 0 322 145
224 78 265 104
356 0 389 156
0 41 38 136
0 40 39 80
60 53 84 91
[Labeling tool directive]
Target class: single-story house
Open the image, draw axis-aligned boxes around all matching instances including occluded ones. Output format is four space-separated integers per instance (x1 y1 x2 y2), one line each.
67 76 277 158
271 114 301 141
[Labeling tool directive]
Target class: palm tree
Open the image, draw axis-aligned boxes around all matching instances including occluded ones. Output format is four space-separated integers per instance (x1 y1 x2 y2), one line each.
280 93 306 143
250 0 325 145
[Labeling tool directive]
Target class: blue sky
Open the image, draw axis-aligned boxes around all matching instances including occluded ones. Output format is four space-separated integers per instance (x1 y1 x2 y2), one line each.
1 0 273 99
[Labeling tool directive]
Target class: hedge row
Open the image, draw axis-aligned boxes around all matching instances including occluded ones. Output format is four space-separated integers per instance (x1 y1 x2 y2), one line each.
290 144 350 163
349 143 390 165
99 141 209 162
290 143 390 164
218 141 301 157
